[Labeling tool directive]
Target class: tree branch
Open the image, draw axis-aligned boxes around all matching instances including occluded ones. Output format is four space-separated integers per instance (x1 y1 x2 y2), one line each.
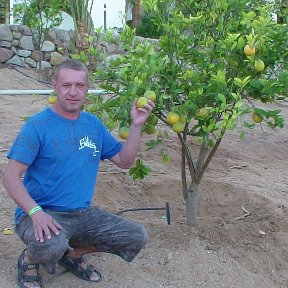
177 128 196 180
195 136 209 182
198 137 222 181
181 147 188 199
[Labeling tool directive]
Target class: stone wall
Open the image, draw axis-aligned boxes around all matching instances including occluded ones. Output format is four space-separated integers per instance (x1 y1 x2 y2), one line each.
0 24 158 70
0 24 126 70
0 24 77 69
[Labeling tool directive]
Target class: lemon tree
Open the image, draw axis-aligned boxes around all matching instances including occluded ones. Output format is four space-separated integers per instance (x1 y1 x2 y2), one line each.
88 0 288 225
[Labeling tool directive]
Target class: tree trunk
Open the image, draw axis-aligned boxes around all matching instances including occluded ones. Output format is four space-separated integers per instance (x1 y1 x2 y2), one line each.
277 1 287 24
75 21 89 51
185 182 199 226
132 0 141 28
5 0 10 24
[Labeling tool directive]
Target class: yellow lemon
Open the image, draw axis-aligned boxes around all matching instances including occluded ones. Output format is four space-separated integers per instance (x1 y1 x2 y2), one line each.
136 97 148 108
244 45 255 56
172 122 185 133
144 90 157 102
167 112 180 125
252 112 263 123
254 59 265 72
48 95 57 104
118 127 130 139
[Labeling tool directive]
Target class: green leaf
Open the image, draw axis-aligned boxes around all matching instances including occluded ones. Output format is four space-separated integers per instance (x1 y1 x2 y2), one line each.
233 76 251 89
129 159 151 181
217 93 226 104
145 139 162 151
160 149 170 163
234 101 243 109
208 139 214 147
212 70 226 83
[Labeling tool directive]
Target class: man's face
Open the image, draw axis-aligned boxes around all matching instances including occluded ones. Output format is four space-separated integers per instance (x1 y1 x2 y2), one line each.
52 68 89 117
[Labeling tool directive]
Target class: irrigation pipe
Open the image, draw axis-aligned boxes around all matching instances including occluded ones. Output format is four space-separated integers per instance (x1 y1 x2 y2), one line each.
0 89 114 95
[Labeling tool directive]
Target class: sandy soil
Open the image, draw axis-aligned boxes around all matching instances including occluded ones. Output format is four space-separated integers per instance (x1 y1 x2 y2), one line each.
0 65 288 288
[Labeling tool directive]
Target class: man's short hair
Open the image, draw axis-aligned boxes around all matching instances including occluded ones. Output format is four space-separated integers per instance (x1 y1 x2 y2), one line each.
54 58 89 80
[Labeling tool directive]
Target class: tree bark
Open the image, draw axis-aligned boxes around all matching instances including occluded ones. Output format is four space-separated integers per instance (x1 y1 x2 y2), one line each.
132 0 141 28
185 182 199 226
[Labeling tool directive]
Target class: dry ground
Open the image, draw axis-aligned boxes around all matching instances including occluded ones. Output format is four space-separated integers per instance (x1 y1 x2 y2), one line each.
0 65 288 288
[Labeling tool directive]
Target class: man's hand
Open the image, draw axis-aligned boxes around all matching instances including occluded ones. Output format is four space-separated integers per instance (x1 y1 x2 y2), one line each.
31 210 62 242
131 99 155 127
110 98 155 169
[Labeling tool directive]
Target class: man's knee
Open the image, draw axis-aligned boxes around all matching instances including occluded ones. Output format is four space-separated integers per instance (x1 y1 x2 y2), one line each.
118 224 148 262
28 234 68 264
133 224 148 249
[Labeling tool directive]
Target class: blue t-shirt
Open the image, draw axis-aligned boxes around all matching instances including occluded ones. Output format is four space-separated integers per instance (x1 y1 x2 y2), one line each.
7 108 122 223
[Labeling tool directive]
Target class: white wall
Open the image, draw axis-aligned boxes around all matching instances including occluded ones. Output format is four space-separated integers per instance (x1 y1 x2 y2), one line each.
10 0 18 24
57 12 75 30
90 0 126 29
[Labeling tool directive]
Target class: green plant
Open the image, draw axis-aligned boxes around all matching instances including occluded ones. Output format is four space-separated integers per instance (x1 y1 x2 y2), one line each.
71 34 100 69
92 0 288 225
13 0 65 70
136 13 162 38
64 0 98 67
65 0 94 35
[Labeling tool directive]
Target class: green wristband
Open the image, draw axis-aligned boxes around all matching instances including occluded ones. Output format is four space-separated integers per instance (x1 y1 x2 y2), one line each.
28 205 42 216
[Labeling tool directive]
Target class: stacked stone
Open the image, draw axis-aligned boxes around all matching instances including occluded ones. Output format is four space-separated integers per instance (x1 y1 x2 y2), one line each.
0 24 72 69
0 24 154 71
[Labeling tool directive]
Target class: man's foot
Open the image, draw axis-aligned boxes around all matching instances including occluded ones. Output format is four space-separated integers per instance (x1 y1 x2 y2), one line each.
18 250 42 288
57 254 102 282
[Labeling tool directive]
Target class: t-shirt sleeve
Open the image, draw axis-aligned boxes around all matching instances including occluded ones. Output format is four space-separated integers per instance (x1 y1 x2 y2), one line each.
100 123 123 160
7 121 40 165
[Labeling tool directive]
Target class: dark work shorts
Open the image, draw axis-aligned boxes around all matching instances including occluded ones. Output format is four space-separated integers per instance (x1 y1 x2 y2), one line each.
15 207 148 265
